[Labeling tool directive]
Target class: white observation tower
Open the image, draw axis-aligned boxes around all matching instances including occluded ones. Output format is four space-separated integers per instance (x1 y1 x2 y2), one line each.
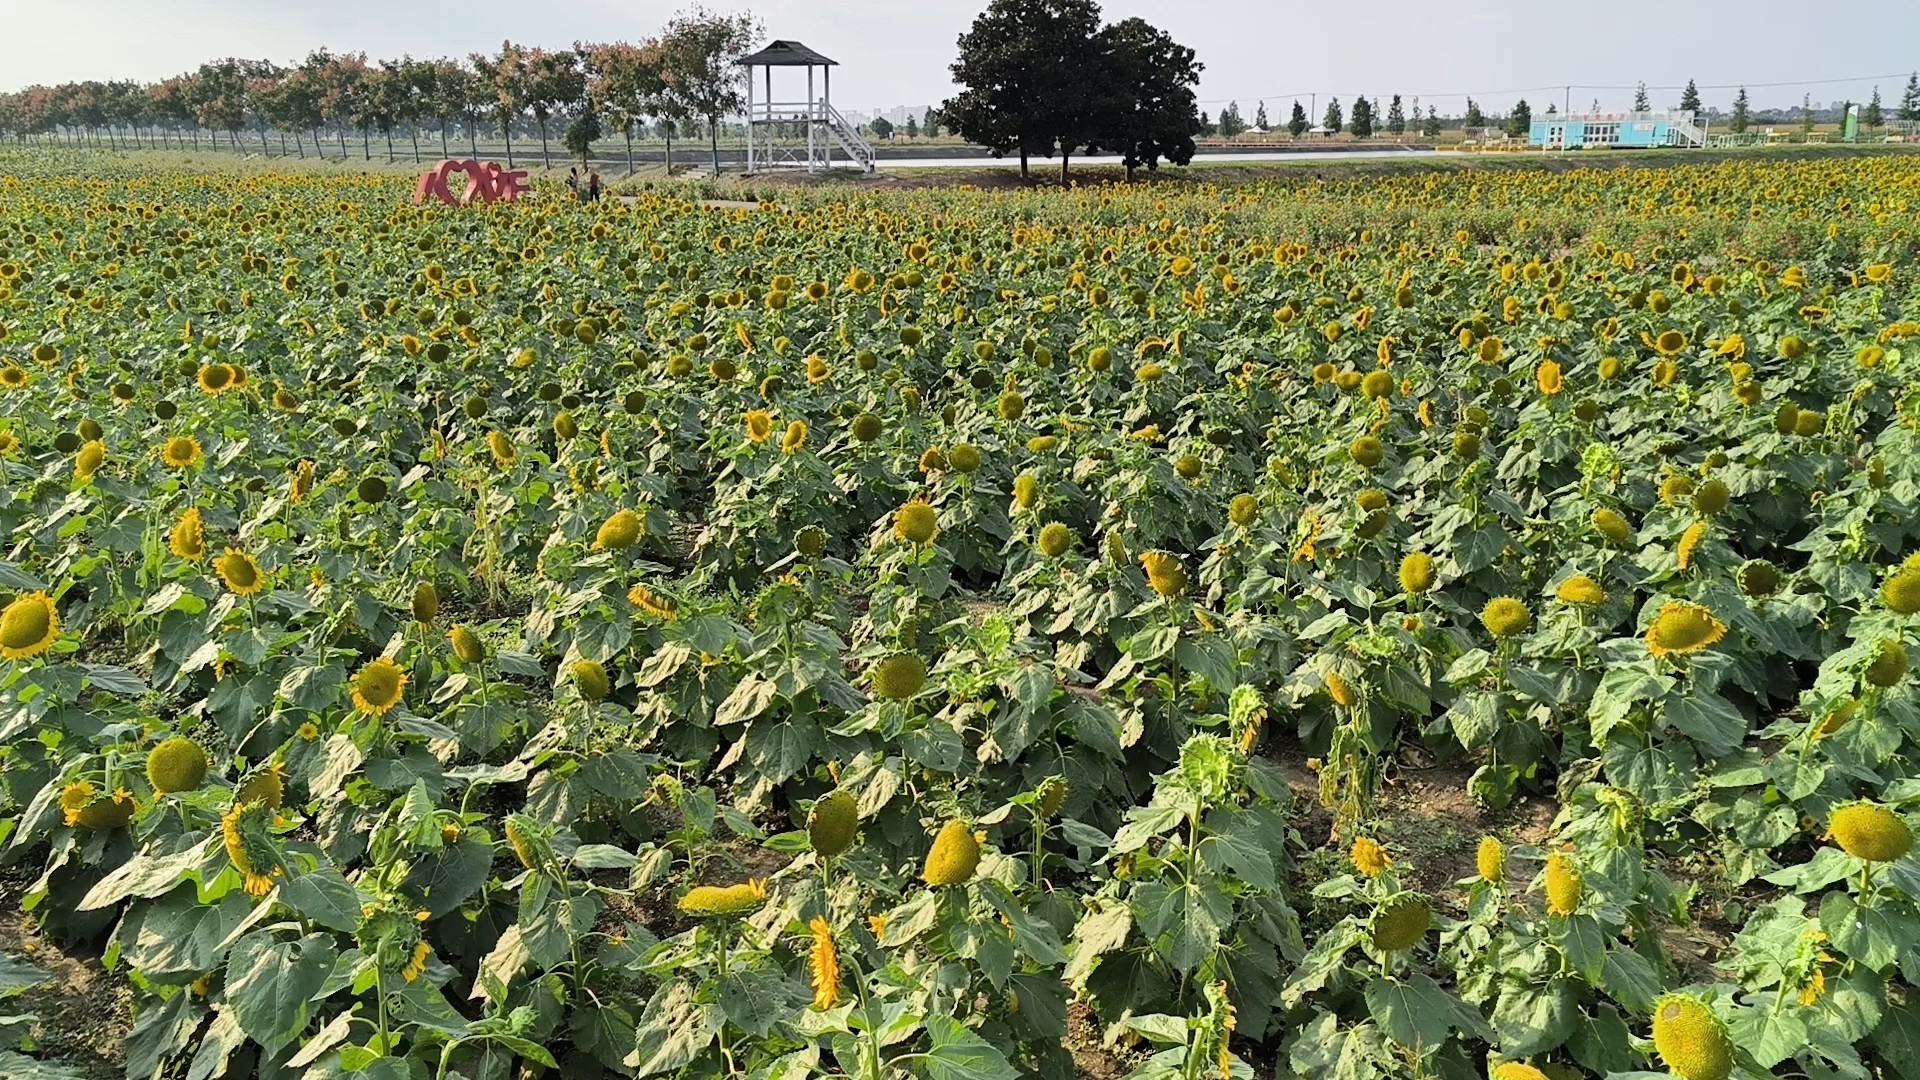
738 40 874 174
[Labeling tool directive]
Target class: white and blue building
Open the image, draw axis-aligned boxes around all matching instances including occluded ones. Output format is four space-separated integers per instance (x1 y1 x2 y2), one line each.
1529 110 1707 149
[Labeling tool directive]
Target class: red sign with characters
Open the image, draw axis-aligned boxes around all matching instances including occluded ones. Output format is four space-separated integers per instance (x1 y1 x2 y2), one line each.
413 160 530 206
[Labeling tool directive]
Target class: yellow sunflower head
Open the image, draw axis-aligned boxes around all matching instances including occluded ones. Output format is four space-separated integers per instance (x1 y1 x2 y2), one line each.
1828 801 1912 862
169 507 206 561
1476 835 1506 882
1650 993 1734 1080
160 435 202 468
893 499 938 546
351 657 407 716
1555 574 1606 606
922 820 982 886
197 364 234 395
146 736 209 794
214 548 266 596
1398 552 1436 595
0 591 60 660
1543 852 1582 915
1480 596 1532 640
1645 602 1727 658
593 508 644 551
1139 549 1188 598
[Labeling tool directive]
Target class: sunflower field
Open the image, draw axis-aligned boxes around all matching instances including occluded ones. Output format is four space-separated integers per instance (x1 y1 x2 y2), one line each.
2 147 1920 1080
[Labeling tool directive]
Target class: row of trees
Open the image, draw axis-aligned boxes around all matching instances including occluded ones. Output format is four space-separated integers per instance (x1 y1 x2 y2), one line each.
0 7 763 172
941 0 1204 180
1207 94 1442 138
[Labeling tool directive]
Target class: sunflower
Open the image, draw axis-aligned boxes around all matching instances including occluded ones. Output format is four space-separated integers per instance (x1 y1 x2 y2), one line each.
1650 994 1734 1080
160 434 202 468
1865 262 1892 284
1477 836 1506 883
1828 802 1912 862
679 879 769 917
351 656 407 716
922 821 982 886
593 508 644 550
628 584 679 620
1544 852 1582 915
1037 522 1074 558
1350 836 1390 877
1480 597 1531 639
1139 549 1188 597
743 409 774 444
1535 359 1564 396
1737 559 1782 599
214 548 267 596
1555 575 1606 606
781 420 809 453
169 507 206 560
893 499 938 545
74 439 107 482
222 800 280 897
1865 639 1907 688
486 431 516 468
147 736 209 793
1646 602 1727 658
1368 895 1430 952
197 363 234 394
1398 552 1436 594
0 365 28 389
807 917 841 1010
871 653 927 700
1676 521 1707 571
1882 568 1920 614
0 591 59 660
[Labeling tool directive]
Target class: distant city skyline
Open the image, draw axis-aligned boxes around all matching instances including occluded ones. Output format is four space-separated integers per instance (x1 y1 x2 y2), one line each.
3 0 1917 119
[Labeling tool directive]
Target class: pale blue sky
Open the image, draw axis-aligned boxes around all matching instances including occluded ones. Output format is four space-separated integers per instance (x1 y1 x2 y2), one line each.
2 0 1916 117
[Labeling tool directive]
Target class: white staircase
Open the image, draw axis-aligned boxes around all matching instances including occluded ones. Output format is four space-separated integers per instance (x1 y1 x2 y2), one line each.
1670 115 1707 148
819 102 875 173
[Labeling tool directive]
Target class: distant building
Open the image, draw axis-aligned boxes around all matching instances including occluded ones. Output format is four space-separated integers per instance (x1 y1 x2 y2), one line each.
1529 110 1706 149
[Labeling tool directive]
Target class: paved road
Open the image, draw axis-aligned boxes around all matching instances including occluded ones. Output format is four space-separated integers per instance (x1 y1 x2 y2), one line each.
880 148 1453 168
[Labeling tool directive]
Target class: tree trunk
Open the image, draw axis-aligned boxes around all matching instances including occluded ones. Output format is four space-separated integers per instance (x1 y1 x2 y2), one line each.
439 119 448 158
504 124 514 169
1019 147 1029 177
538 118 550 167
709 114 719 174
468 120 477 159
625 125 634 175
337 126 346 158
260 126 270 156
294 130 304 158
362 129 371 160
385 129 395 162
1061 150 1069 184
410 127 419 163
665 128 673 174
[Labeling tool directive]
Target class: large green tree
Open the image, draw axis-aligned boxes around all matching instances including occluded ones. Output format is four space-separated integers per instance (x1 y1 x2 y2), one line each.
1287 100 1307 137
1900 72 1919 123
1731 87 1750 133
1090 15 1202 178
1385 94 1404 135
1322 97 1342 133
1679 79 1701 113
1865 87 1884 130
943 0 1105 179
658 6 761 175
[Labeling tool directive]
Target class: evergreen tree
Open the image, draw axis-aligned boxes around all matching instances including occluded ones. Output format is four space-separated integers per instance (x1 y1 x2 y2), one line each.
1632 82 1650 111
1198 110 1213 135
1678 79 1701 113
1731 87 1749 133
1506 98 1532 138
1254 100 1268 130
1865 87 1883 129
1423 104 1440 136
1218 99 1245 137
1287 100 1307 136
1463 98 1483 129
1350 96 1372 137
1386 93 1404 134
1801 93 1814 134
1322 97 1342 133
1900 72 1919 123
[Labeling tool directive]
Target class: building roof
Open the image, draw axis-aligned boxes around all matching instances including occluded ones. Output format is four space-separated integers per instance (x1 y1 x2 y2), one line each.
736 40 838 67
